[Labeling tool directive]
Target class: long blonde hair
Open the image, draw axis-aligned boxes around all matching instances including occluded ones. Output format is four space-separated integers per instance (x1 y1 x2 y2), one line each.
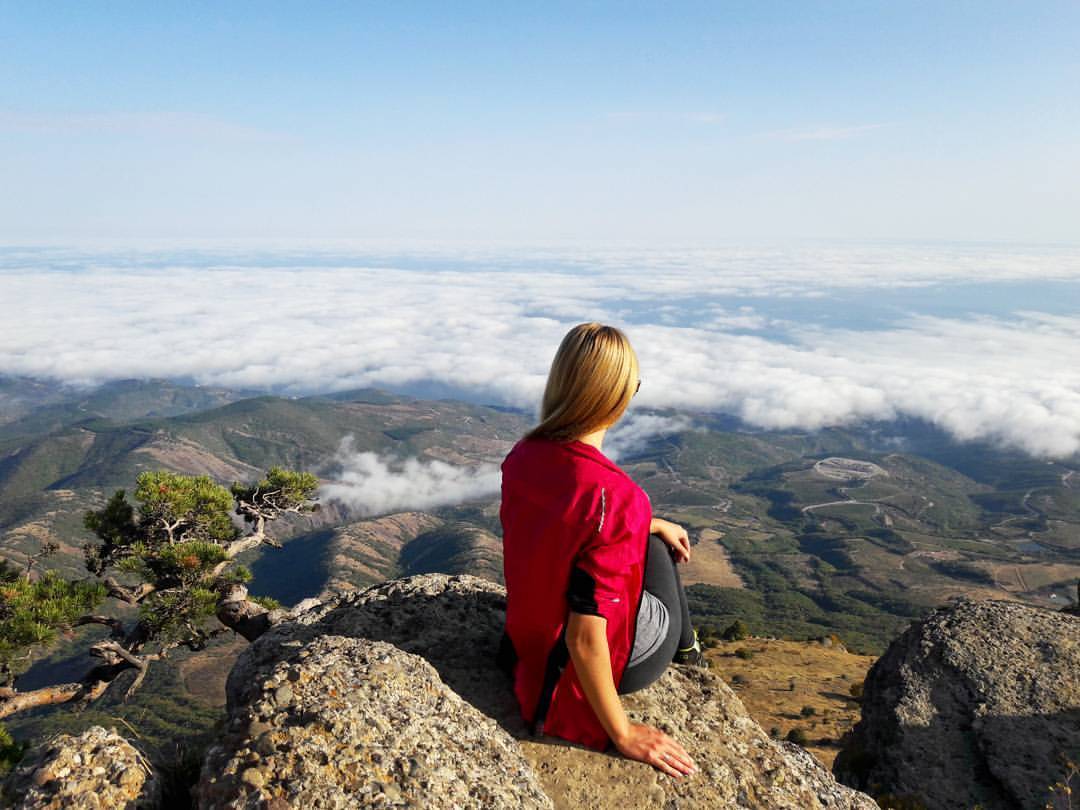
523 322 639 443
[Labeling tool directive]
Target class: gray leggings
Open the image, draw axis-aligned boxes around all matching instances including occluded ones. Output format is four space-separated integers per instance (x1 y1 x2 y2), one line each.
617 533 695 694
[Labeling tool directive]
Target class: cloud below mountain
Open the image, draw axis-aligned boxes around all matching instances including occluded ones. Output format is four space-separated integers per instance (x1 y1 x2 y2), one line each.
319 435 502 516
2 243 1079 458
605 413 697 461
320 414 694 515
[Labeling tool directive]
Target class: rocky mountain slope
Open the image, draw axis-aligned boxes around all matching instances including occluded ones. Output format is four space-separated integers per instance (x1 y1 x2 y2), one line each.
834 598 1080 809
195 574 874 809
3 377 1079 782
317 511 503 593
8 577 1080 809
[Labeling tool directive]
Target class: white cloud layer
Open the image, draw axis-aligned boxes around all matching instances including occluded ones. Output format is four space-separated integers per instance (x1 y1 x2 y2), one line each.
605 413 697 461
2 243 1080 459
319 435 501 515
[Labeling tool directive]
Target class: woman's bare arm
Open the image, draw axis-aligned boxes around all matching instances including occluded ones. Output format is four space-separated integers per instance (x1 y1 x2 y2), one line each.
565 611 696 778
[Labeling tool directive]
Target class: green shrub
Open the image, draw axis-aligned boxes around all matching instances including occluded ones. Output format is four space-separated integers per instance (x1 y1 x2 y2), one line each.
735 647 754 660
930 559 996 585
156 739 210 808
786 728 808 745
800 705 816 717
721 619 749 642
875 795 928 810
0 724 26 777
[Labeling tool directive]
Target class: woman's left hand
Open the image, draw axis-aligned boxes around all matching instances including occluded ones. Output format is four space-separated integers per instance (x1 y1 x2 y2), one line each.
650 517 691 563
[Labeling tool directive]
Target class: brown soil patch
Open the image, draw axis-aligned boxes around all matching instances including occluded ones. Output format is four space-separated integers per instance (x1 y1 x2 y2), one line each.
133 436 259 481
177 635 247 706
986 561 1080 595
682 529 744 588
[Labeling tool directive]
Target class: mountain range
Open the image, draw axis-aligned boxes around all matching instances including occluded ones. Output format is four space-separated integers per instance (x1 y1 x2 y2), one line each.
1 374 1077 759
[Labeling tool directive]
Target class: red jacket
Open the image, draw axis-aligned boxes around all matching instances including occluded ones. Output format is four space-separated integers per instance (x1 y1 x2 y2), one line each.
499 436 652 751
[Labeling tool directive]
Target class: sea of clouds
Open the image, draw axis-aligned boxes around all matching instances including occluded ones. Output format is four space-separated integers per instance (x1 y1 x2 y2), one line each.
3 241 1080 459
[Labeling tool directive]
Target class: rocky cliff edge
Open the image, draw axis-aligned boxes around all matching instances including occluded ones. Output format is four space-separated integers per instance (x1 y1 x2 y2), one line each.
193 573 875 809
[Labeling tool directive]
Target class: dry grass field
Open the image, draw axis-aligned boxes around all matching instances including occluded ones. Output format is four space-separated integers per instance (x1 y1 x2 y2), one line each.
682 528 745 588
706 638 876 768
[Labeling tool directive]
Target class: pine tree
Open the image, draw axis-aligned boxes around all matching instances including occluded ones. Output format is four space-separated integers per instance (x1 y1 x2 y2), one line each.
0 466 318 723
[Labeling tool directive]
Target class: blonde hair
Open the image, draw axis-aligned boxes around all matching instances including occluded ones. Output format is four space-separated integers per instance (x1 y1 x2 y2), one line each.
523 322 639 443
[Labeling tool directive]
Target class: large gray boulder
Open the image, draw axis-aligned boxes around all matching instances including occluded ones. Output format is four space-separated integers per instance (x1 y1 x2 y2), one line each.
834 598 1080 809
3 725 159 810
198 573 876 809
196 636 551 809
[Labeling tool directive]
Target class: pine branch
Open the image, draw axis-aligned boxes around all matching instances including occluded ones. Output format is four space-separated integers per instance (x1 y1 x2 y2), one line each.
102 577 156 605
215 582 287 642
74 614 126 638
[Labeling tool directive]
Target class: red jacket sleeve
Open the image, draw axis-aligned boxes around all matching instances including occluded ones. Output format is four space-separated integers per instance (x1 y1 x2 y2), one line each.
565 484 636 624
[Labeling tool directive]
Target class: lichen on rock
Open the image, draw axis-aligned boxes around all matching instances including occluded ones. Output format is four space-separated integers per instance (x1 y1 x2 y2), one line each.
196 636 552 809
198 573 875 809
834 598 1080 810
3 725 159 810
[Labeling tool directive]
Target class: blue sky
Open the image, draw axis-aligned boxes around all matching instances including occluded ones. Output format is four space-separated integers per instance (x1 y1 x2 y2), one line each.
1 1 1078 242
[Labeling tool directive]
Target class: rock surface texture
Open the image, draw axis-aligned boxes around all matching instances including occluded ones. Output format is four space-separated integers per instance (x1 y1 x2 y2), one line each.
3 725 159 809
834 598 1080 810
197 573 875 809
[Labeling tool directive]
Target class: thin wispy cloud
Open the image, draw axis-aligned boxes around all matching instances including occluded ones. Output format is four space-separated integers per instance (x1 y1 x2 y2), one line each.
318 416 694 516
605 413 697 461
1 244 1079 458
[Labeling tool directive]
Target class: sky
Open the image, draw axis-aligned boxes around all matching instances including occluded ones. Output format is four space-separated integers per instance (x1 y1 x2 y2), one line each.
2 1 1079 242
1 4 1078 471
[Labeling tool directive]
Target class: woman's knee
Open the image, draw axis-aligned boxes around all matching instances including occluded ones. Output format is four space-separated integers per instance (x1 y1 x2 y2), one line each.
647 531 672 559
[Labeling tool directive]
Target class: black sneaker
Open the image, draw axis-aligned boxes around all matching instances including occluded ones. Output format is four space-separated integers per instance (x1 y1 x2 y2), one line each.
673 629 708 668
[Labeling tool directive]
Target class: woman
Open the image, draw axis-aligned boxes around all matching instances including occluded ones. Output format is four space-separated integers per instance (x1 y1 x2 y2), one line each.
498 322 704 779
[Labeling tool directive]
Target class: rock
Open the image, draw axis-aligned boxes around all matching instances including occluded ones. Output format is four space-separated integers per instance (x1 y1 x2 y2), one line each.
196 636 552 809
272 684 293 706
199 573 875 809
3 725 159 809
834 598 1080 809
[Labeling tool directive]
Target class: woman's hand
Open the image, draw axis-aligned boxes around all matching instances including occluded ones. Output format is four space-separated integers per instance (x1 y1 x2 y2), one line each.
613 722 697 778
650 517 691 563
566 613 697 779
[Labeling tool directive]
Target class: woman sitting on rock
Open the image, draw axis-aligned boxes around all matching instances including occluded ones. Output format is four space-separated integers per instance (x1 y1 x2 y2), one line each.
498 321 704 779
